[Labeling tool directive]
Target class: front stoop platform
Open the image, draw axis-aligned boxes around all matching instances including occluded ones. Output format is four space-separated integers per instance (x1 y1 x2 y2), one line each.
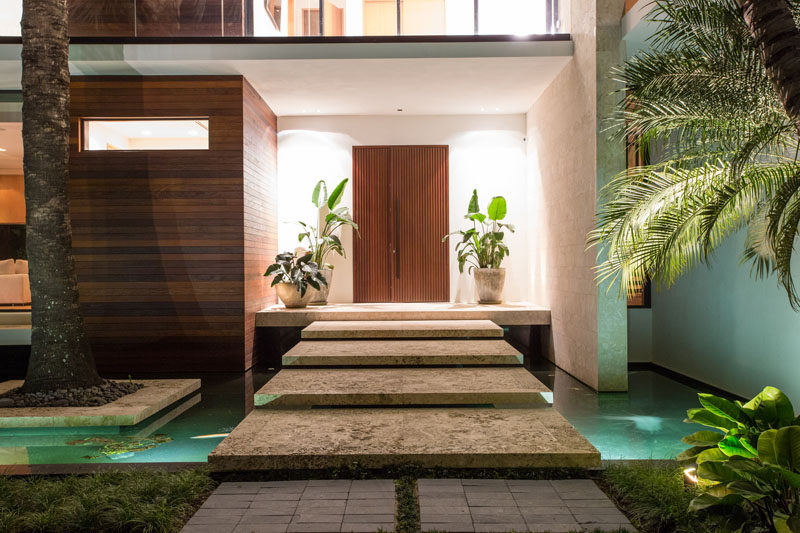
282 339 523 366
254 368 550 407
301 320 504 339
0 379 200 428
208 408 601 470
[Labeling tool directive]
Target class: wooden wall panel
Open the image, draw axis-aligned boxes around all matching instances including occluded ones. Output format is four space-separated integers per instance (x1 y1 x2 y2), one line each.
353 147 392 302
392 146 449 302
69 75 276 373
0 175 25 224
242 79 278 369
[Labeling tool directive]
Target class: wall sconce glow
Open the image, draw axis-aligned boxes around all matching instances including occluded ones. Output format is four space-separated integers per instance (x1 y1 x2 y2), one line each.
0 147 6 152
683 467 698 484
83 119 210 151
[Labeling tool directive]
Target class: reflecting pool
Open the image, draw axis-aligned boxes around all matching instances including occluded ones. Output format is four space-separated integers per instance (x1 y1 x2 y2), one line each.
0 362 711 465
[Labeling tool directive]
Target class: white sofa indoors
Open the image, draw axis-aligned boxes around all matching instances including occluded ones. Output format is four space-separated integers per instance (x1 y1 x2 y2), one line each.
0 258 31 305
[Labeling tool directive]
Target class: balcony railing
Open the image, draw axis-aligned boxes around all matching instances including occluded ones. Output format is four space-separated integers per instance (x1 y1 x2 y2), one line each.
0 0 567 39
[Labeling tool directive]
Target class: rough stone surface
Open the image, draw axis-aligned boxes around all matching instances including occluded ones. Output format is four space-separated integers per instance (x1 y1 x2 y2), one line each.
282 339 523 367
418 479 637 532
208 408 600 471
0 379 201 427
181 480 396 533
256 302 551 327
0 379 142 408
301 320 504 339
255 368 549 407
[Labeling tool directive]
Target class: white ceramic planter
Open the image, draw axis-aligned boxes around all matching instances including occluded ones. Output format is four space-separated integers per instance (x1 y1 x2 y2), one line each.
309 269 333 306
474 268 506 304
276 282 313 308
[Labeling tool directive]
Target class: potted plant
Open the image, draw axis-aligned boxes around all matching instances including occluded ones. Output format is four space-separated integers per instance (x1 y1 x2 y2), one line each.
444 189 514 304
298 178 359 305
264 251 328 308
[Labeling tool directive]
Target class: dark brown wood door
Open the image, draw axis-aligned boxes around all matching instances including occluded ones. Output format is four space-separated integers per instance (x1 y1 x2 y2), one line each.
353 145 449 302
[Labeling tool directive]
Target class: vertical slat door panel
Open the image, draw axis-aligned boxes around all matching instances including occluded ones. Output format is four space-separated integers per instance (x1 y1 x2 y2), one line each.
353 145 449 303
392 146 449 302
353 147 393 302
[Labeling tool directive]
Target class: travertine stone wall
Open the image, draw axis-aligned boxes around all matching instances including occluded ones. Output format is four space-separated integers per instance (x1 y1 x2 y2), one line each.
526 0 628 391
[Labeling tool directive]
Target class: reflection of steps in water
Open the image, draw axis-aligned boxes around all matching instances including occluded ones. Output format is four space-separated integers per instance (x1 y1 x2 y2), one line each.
0 311 31 345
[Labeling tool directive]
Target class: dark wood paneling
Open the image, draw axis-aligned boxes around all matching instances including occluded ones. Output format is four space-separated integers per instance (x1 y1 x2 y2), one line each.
353 147 392 303
69 75 276 373
353 146 449 303
392 146 449 302
242 79 278 369
68 0 136 37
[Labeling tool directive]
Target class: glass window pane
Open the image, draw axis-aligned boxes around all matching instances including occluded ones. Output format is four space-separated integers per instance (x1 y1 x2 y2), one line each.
324 0 346 36
401 0 445 36
363 0 396 36
83 119 209 151
478 0 546 35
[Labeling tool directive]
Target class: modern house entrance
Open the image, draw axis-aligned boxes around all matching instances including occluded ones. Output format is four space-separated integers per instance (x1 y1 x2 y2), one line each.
352 145 449 303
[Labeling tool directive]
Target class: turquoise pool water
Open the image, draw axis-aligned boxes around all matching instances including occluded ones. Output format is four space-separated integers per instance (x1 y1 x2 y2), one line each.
0 365 708 465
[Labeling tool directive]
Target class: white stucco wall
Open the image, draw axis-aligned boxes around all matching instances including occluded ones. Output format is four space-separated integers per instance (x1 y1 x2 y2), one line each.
277 114 530 304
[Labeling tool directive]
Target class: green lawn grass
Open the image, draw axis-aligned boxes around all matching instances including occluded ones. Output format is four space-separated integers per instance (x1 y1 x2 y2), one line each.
0 469 215 533
600 463 712 533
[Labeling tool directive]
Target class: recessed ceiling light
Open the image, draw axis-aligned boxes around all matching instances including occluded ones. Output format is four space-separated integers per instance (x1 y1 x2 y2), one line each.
302 109 307 113
495 107 500 111
141 130 152 136
480 107 485 112
188 130 198 136
316 109 321 113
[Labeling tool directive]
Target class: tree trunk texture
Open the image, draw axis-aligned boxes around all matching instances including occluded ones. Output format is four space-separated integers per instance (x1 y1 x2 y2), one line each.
20 0 103 392
739 0 800 134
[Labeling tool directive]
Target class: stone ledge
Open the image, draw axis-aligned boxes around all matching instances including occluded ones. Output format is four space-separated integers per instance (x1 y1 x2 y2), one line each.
301 320 504 339
0 379 201 428
209 407 600 470
255 368 550 407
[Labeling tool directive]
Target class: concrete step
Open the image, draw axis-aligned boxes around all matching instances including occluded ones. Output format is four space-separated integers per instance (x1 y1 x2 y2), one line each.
301 319 504 339
282 339 523 367
208 407 600 470
255 368 549 408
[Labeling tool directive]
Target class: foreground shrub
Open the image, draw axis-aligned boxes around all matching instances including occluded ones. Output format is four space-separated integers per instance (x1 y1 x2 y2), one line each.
0 468 215 532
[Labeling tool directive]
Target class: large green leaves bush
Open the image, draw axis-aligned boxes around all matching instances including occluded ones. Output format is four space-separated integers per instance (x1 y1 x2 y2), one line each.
679 387 800 532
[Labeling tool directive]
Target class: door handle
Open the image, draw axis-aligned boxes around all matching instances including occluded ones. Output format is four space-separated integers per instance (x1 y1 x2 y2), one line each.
394 197 400 279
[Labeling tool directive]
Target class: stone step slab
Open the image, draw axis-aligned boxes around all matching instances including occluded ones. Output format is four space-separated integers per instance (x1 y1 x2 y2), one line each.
282 339 523 367
208 407 600 471
301 320 504 339
255 368 550 407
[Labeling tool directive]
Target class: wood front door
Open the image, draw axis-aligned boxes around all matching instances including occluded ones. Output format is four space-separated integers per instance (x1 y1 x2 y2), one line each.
353 145 449 302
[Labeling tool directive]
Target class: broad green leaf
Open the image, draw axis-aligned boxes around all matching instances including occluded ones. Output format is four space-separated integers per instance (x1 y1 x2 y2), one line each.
725 481 767 502
686 408 738 431
327 178 348 210
469 213 487 223
468 189 480 214
759 426 800 469
487 196 507 221
696 447 728 463
697 461 745 483
312 180 327 207
688 492 744 512
677 445 711 462
682 430 725 446
744 387 795 426
719 436 758 459
699 393 745 423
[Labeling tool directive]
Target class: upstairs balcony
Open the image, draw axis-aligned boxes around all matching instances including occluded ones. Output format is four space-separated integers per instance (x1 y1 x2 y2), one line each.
0 0 568 40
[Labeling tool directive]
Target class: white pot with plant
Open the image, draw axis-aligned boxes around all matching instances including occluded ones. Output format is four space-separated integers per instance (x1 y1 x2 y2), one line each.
444 189 514 304
264 252 328 309
298 178 359 305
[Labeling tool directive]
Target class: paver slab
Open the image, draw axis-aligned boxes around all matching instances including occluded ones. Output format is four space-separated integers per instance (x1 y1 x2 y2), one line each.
300 320 503 339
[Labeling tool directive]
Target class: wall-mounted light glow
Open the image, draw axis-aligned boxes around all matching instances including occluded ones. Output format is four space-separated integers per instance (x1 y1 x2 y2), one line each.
141 130 152 136
190 433 230 439
683 467 698 484
188 130 198 136
0 147 6 152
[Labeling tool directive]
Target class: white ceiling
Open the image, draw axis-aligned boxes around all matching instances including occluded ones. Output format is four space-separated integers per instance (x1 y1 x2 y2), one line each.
120 56 571 115
0 122 22 174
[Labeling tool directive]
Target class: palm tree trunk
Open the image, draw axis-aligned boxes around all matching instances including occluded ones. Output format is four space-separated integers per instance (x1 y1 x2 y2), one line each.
739 0 800 134
20 0 103 393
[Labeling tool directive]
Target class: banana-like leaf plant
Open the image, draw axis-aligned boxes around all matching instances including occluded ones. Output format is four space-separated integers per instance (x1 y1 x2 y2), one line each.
678 386 800 532
443 189 514 273
298 178 359 270
264 252 327 296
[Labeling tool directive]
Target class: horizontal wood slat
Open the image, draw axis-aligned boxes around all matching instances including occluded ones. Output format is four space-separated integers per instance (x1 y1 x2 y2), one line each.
69 76 277 372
